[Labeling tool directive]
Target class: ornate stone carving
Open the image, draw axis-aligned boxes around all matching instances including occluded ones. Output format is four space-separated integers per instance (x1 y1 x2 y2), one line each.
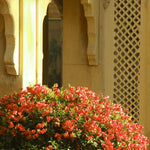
0 0 19 75
103 0 111 9
54 0 63 15
80 0 99 65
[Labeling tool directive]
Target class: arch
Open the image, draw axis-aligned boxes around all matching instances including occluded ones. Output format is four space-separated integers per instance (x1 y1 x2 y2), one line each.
80 0 100 65
43 0 63 87
0 0 17 75
54 0 63 15
42 0 99 66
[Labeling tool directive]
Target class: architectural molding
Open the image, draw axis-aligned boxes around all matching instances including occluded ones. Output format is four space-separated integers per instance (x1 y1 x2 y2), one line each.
81 0 99 65
54 0 63 16
0 0 19 75
103 0 111 9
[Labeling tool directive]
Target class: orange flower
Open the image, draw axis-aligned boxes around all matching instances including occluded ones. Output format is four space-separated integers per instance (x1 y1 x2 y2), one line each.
46 145 53 150
46 116 51 122
11 129 16 136
32 133 39 139
63 132 69 138
36 123 44 129
27 134 32 139
31 129 36 134
55 133 62 141
8 122 14 128
15 123 25 132
41 128 47 134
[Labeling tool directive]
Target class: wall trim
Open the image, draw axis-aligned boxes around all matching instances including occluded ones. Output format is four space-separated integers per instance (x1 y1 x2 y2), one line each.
81 0 99 65
103 0 111 9
0 0 19 75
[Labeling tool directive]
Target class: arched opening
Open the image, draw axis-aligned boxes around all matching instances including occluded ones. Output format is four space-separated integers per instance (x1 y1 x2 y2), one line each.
43 0 63 87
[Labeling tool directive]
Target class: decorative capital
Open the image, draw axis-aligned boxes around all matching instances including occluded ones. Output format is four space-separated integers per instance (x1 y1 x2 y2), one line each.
81 0 99 65
103 0 111 9
0 0 19 75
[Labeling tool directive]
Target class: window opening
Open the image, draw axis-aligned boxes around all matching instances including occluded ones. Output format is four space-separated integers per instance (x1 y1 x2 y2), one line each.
43 0 63 88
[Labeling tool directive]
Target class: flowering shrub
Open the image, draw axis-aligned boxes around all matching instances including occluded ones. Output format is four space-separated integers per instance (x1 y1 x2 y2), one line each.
0 84 149 149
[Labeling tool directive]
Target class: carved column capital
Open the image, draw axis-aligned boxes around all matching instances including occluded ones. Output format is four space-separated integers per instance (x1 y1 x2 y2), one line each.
81 0 99 65
0 0 19 75
103 0 111 9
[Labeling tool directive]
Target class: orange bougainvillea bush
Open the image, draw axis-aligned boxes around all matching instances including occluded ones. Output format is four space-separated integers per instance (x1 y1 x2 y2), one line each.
0 84 149 149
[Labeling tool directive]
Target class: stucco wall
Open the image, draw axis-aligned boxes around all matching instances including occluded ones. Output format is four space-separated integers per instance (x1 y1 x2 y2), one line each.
63 0 103 93
146 0 150 146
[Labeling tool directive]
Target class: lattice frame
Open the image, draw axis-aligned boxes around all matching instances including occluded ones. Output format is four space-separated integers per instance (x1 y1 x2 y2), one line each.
113 0 141 122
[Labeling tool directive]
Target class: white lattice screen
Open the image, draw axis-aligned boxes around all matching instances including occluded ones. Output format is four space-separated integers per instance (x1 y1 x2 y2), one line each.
113 0 141 122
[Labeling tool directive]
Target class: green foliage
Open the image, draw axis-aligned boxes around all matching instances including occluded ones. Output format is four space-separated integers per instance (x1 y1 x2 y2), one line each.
0 84 149 150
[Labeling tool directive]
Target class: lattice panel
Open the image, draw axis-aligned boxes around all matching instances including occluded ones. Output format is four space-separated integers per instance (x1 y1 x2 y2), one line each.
113 0 141 122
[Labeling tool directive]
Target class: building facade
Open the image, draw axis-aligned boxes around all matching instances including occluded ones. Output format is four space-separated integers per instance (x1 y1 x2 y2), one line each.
0 0 150 145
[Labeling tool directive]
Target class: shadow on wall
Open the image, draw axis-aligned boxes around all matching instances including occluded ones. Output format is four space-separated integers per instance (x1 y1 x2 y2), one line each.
42 15 48 86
